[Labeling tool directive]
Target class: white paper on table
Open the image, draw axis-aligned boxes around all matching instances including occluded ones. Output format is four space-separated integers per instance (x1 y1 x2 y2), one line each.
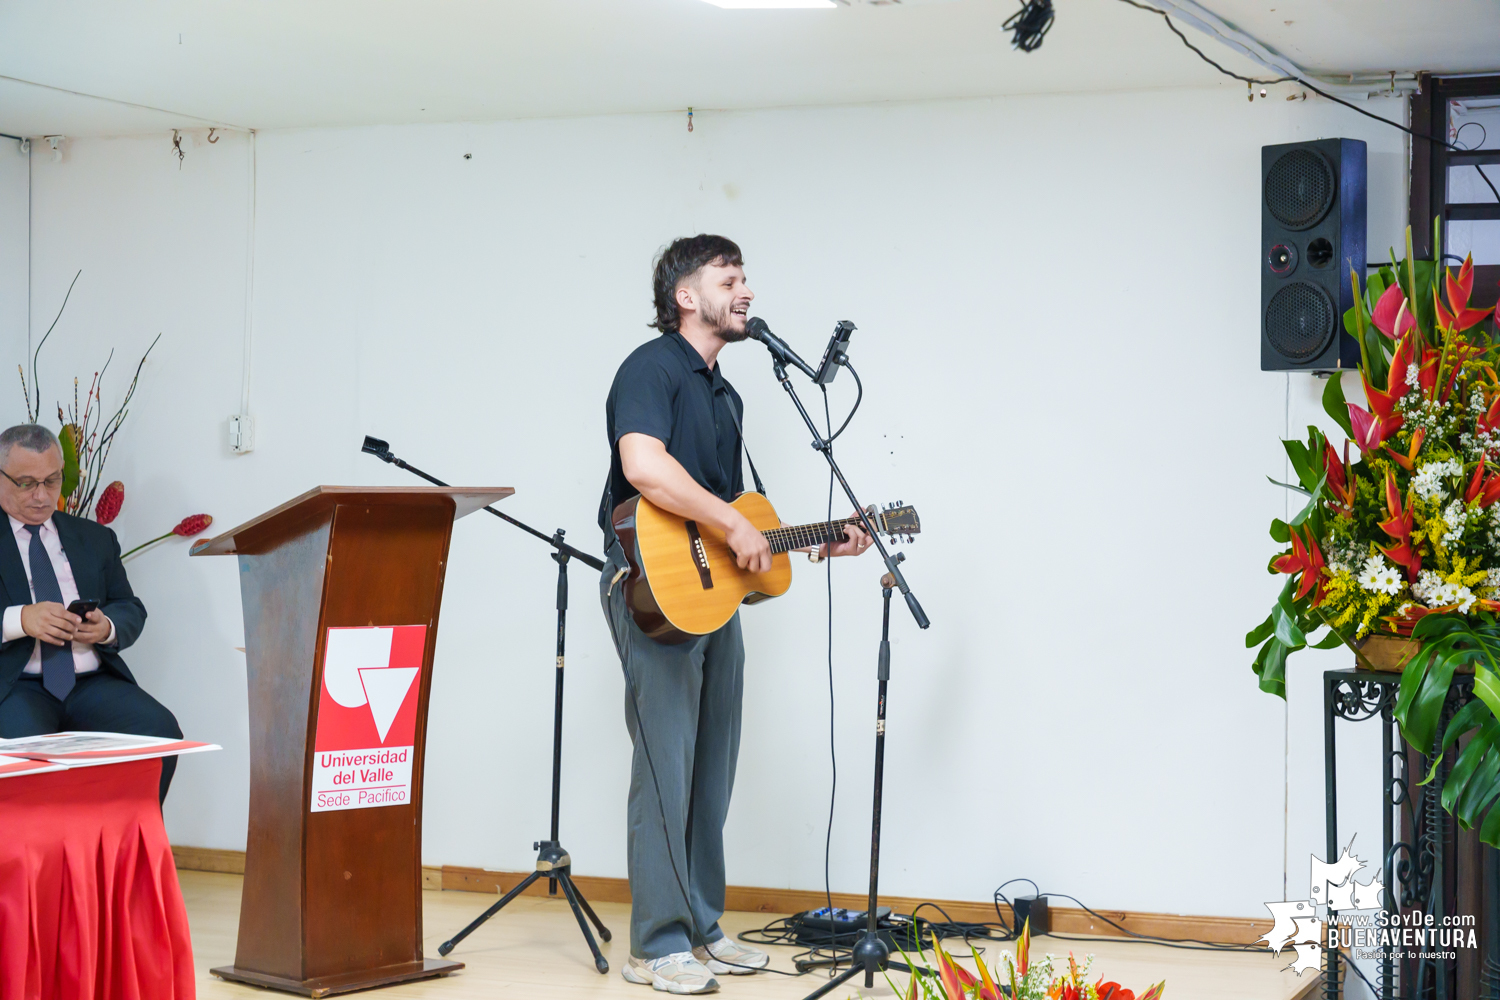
0 731 221 764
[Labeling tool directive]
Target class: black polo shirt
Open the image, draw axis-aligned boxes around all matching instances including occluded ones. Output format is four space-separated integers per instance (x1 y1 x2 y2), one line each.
599 331 746 538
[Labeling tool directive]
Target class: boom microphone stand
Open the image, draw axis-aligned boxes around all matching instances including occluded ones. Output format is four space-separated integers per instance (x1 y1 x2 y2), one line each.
743 318 929 999
360 436 614 974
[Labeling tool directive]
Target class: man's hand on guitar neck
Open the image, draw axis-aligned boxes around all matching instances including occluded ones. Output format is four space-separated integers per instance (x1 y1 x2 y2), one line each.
619 432 773 573
823 520 873 558
790 516 872 560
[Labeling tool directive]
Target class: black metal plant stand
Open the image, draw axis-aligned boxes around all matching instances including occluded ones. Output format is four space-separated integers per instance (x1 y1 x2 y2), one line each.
359 436 613 973
1324 668 1500 999
802 571 915 1000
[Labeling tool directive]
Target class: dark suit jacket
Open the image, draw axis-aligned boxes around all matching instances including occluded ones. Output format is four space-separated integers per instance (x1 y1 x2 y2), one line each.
0 511 147 703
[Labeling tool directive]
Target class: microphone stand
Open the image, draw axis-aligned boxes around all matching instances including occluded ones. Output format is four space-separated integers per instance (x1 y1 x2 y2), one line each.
751 334 929 999
804 569 911 999
360 437 613 974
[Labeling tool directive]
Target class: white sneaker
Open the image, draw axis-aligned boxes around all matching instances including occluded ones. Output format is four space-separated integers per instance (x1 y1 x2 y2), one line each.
622 952 720 994
693 936 770 975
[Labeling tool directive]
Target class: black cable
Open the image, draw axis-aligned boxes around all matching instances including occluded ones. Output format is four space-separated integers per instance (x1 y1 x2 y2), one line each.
1114 0 1293 86
1455 121 1487 150
826 363 863 444
1115 0 1500 206
820 385 839 977
1040 892 1256 952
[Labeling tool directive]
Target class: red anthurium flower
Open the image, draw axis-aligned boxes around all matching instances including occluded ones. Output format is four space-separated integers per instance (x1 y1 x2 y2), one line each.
1435 256 1495 332
1378 470 1422 581
1384 427 1426 471
1273 525 1327 604
1096 984 1136 1000
1371 283 1417 339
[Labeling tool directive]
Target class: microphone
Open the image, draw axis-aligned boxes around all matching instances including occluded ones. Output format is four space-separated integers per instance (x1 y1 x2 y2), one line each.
746 317 818 379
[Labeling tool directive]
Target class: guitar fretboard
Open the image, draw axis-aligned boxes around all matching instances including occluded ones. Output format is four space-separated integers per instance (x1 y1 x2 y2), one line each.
762 517 869 555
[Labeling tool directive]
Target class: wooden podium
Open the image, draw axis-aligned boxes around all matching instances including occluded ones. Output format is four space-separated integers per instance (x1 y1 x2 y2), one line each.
194 486 512 996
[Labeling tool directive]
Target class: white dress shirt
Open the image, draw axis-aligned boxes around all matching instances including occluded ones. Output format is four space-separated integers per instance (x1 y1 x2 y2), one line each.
1 515 115 675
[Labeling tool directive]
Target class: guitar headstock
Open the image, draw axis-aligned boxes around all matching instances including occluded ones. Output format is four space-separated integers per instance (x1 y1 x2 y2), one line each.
866 502 921 542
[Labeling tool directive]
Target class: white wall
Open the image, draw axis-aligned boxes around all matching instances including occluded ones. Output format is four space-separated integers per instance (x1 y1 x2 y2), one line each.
13 88 1411 921
0 139 25 377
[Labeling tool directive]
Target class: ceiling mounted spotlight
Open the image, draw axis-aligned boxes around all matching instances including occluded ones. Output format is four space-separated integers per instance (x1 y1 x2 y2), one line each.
1002 0 1054 52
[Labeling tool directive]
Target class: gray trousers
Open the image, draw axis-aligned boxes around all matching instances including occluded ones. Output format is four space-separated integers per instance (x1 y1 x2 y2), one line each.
600 540 745 960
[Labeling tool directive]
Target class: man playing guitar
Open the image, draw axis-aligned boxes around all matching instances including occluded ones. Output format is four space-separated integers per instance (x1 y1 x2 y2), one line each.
598 234 871 993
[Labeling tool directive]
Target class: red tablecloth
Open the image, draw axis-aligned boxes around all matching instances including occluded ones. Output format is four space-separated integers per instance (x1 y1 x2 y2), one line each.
0 759 195 1000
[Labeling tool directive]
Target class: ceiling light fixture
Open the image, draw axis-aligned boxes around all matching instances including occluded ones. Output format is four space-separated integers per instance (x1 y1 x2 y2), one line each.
700 0 836 8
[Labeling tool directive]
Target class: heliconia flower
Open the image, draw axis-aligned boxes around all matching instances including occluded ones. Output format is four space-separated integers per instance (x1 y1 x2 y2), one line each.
1477 394 1500 436
1371 283 1417 339
1466 457 1488 504
1388 333 1416 397
173 514 213 536
1378 470 1422 581
1323 441 1355 513
1016 917 1031 976
94 480 124 525
972 948 1003 1000
1384 426 1426 471
1347 402 1403 454
932 941 971 1000
1138 983 1167 1000
1466 459 1500 508
1434 255 1495 332
1273 525 1327 604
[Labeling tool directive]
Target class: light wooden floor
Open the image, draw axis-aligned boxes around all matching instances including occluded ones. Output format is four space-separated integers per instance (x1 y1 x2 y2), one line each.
180 871 1316 999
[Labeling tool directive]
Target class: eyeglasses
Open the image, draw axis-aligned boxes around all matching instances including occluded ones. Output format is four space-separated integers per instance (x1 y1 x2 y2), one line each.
0 470 64 494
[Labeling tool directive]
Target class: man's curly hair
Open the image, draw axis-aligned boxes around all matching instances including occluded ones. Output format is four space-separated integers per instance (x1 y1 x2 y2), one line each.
649 234 743 333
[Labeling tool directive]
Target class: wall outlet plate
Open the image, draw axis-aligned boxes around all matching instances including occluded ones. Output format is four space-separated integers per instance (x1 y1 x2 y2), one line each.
228 413 255 454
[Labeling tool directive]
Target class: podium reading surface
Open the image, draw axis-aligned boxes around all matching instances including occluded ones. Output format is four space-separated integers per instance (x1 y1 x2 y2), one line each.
195 486 512 996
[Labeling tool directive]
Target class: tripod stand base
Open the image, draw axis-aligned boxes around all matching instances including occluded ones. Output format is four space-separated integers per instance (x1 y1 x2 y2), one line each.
438 842 611 974
801 930 915 1000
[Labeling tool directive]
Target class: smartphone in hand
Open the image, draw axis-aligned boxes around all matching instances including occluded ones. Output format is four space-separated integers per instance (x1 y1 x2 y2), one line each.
66 599 99 621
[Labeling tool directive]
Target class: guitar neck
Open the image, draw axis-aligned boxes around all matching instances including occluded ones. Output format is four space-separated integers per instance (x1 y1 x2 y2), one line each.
762 516 867 555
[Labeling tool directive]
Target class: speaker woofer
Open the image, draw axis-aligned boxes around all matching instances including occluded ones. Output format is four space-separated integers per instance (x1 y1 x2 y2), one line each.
1265 149 1336 231
1265 281 1336 363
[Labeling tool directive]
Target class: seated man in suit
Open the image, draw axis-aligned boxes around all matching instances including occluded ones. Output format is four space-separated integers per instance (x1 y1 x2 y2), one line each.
0 423 181 803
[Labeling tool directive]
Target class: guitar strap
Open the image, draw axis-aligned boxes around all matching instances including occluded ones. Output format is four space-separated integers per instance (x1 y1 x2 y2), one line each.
724 391 767 497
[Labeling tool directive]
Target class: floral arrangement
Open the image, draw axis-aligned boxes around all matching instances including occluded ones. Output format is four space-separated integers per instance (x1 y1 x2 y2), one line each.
1249 223 1500 845
16 273 212 558
889 920 1163 1000
17 271 158 521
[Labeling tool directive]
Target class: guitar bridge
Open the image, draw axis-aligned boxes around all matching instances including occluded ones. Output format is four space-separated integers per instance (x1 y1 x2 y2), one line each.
684 521 714 590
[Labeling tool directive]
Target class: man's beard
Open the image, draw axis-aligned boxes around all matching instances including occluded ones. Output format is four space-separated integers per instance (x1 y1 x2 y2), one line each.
702 300 749 342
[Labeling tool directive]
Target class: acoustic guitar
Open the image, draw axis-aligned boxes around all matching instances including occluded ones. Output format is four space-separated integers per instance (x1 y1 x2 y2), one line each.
611 492 921 643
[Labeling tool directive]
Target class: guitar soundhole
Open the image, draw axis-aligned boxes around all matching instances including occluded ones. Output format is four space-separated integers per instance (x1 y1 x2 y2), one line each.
684 521 714 590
